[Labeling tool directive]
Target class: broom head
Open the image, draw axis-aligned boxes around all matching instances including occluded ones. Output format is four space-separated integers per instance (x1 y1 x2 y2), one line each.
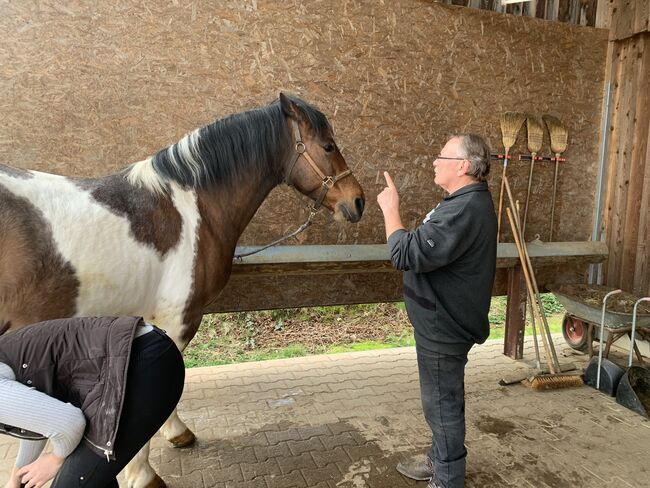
543 114 568 155
524 372 583 391
526 114 544 154
500 112 526 152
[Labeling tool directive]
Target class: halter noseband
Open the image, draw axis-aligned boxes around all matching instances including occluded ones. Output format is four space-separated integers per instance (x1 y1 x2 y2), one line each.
284 119 352 212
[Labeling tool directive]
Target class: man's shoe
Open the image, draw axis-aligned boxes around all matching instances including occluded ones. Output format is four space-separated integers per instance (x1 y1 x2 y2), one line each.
396 456 434 481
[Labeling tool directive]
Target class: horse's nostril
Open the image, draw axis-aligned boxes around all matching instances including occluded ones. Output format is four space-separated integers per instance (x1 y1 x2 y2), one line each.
355 197 365 215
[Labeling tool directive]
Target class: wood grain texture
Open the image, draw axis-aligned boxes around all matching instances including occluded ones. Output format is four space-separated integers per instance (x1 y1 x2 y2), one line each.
0 1 608 247
601 23 650 295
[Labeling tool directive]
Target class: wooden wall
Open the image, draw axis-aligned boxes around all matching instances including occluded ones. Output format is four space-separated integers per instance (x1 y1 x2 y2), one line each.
601 0 650 295
0 1 608 247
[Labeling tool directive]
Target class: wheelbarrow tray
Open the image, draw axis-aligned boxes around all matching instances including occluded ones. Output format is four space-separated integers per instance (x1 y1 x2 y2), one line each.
550 284 650 329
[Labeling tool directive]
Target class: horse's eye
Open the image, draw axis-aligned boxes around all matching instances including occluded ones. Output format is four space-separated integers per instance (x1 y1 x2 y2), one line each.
323 143 335 153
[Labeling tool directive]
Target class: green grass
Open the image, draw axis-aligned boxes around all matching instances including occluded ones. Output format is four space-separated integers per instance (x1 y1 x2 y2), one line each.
183 294 565 368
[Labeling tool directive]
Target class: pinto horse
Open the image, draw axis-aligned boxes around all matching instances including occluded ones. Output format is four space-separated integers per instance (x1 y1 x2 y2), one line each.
0 93 364 488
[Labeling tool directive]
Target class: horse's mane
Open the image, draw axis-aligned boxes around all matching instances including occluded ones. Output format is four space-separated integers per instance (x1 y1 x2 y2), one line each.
126 95 331 193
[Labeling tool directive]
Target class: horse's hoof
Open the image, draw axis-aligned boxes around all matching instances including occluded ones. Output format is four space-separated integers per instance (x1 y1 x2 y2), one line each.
144 474 166 488
169 428 196 448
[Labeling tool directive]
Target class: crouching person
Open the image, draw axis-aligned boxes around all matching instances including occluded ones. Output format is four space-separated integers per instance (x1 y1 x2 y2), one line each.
0 316 184 488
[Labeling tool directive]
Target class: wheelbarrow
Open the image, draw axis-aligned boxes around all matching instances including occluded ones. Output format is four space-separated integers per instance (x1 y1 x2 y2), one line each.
550 284 650 366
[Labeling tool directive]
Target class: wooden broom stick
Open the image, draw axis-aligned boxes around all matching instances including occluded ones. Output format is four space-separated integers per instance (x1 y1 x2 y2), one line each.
506 207 555 374
497 112 526 242
504 176 561 373
542 115 568 241
522 115 544 239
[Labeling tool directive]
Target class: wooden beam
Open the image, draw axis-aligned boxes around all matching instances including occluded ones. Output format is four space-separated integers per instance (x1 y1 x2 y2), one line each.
610 0 650 40
231 241 608 276
504 265 527 359
620 39 649 291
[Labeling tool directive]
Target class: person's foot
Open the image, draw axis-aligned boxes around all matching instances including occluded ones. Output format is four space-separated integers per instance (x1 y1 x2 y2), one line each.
396 455 434 481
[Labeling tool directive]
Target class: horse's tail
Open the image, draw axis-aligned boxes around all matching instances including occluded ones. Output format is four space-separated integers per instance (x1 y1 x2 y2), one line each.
0 320 11 336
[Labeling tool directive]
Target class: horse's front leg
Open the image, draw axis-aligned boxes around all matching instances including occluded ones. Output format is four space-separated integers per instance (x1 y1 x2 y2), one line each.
125 442 165 488
157 316 199 448
160 407 196 447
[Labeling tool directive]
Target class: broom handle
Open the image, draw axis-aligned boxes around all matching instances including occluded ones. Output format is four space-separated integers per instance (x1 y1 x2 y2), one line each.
505 177 561 372
549 156 560 241
506 207 555 374
516 200 541 368
496 152 509 242
522 157 535 240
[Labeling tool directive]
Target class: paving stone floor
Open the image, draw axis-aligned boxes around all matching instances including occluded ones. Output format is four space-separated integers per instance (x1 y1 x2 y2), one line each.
1 336 648 487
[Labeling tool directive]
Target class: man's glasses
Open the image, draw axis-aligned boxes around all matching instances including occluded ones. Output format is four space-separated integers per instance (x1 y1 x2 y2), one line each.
435 156 466 161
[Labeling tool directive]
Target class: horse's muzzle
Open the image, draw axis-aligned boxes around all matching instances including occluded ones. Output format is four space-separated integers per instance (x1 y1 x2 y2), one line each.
338 197 364 223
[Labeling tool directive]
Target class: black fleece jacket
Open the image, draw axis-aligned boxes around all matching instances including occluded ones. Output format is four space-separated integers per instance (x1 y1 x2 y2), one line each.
387 182 497 355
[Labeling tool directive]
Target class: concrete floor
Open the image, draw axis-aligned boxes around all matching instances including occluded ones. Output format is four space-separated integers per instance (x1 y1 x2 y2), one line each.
1 336 649 487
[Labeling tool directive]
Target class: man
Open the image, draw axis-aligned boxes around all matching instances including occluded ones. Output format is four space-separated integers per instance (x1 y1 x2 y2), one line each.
376 134 497 488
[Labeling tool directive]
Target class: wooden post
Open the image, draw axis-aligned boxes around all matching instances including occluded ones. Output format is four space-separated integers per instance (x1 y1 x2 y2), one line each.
504 265 527 359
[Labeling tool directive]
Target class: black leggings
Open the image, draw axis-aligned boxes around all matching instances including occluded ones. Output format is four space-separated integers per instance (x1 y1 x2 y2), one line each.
50 328 185 488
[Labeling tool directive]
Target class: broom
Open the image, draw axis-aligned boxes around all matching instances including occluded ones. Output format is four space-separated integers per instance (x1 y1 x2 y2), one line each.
522 115 544 239
518 118 544 373
496 111 526 242
542 115 568 241
503 177 583 391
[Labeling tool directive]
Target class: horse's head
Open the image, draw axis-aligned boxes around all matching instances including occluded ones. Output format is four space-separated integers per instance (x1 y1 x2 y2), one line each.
279 93 365 223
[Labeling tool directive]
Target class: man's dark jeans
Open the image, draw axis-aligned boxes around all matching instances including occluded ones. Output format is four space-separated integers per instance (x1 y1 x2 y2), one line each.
416 343 469 488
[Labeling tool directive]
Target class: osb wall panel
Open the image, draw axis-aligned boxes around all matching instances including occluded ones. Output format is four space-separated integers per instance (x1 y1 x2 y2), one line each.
0 1 608 251
601 34 650 295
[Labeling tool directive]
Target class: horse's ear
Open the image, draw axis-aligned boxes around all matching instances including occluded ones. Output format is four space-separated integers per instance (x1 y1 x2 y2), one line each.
279 92 304 121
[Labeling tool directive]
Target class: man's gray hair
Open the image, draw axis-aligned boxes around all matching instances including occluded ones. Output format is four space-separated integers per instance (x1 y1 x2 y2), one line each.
455 134 491 182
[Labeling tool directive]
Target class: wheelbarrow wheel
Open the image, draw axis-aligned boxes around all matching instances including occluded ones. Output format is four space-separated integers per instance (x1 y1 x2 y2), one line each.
562 314 589 352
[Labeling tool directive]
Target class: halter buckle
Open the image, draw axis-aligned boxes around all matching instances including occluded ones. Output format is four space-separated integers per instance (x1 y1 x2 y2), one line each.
322 176 335 189
295 141 306 154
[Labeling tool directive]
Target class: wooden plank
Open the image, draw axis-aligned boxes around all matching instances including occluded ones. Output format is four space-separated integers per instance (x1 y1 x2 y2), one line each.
602 41 624 285
232 242 608 272
581 0 598 26
634 120 650 295
606 40 637 287
620 39 649 291
557 0 574 23
504 265 527 359
595 0 611 28
632 36 650 295
207 263 596 313
610 0 650 40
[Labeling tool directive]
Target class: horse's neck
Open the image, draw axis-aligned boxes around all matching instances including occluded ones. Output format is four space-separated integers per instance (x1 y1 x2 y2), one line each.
196 174 279 251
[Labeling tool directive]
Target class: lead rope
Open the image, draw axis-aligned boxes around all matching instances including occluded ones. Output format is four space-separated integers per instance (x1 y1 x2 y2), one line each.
233 210 315 262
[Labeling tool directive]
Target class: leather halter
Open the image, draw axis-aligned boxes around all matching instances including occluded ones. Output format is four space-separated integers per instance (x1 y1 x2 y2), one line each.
284 119 352 212
233 119 354 261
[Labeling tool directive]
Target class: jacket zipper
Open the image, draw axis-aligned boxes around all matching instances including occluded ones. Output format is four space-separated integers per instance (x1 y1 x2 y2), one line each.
84 436 113 461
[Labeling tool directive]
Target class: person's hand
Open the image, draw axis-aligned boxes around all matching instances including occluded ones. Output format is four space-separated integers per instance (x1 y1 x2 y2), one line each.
377 171 400 214
16 453 65 488
3 466 21 488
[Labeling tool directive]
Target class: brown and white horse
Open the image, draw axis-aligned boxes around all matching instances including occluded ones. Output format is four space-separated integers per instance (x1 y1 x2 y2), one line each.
0 93 364 487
